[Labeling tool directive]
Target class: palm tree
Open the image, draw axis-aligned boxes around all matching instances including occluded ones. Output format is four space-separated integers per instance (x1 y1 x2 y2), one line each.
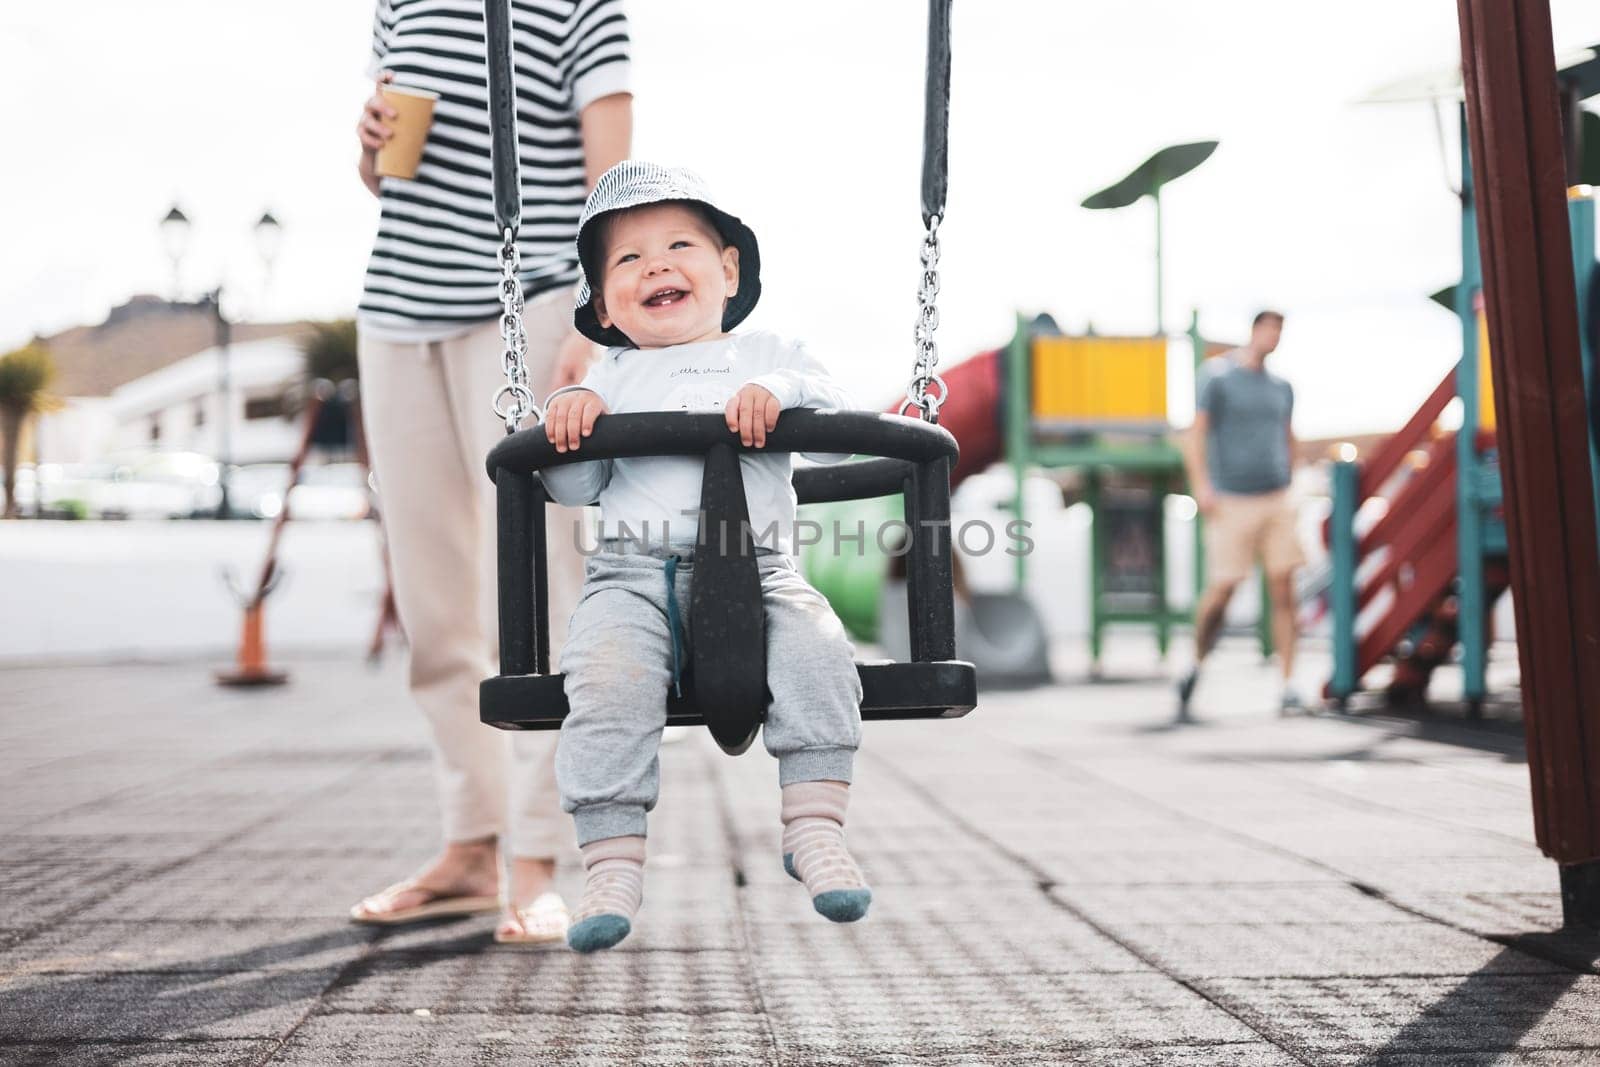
296 319 359 454
0 342 55 519
299 319 358 384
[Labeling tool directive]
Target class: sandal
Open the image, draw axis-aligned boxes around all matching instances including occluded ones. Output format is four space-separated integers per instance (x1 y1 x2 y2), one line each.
494 891 571 944
349 880 501 925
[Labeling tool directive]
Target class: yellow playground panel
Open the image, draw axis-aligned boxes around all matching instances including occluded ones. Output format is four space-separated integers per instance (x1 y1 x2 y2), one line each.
1031 335 1168 430
1477 304 1496 433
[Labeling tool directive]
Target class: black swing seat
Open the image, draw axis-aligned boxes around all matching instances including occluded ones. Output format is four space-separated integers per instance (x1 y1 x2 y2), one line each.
481 661 976 731
480 410 976 752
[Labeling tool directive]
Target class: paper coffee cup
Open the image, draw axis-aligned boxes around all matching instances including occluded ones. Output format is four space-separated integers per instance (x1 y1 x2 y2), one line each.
376 85 439 180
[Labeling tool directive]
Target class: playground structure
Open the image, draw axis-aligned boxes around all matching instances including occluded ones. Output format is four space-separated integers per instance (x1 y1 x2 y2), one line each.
1005 319 1181 676
809 32 1600 723
1325 53 1600 712
1001 313 1275 676
803 311 1268 684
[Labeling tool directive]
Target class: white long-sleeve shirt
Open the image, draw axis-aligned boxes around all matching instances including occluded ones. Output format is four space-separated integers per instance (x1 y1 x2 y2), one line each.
541 331 855 555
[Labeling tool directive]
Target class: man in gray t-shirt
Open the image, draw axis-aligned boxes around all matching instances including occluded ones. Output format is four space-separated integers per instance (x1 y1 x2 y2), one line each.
1177 310 1306 719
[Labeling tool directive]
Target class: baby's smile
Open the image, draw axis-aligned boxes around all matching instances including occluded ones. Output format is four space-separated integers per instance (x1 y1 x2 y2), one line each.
642 286 689 309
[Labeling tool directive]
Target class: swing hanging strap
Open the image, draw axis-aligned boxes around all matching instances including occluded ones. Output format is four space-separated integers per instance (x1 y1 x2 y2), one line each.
485 0 539 434
903 0 953 425
920 0 951 229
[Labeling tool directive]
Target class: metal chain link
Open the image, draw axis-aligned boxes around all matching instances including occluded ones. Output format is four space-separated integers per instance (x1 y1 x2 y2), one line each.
491 227 541 434
900 214 946 423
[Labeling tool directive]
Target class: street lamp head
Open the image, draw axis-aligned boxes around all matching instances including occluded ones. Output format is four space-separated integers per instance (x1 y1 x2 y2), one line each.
159 204 192 298
254 210 283 271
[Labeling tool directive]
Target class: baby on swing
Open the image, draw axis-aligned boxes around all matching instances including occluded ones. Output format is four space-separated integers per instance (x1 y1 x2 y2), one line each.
540 161 872 953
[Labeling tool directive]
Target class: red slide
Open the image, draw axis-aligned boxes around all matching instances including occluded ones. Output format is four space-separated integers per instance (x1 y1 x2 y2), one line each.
887 349 1004 491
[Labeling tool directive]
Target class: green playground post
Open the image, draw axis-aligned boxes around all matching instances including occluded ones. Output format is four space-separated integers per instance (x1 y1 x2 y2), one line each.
1569 194 1599 549
1329 459 1359 701
1153 188 1165 335
1087 469 1104 669
1006 314 1031 591
1455 108 1488 710
1188 310 1206 606
1154 468 1172 657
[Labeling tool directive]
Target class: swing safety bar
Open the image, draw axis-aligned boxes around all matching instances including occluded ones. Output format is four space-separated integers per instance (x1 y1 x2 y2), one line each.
479 411 977 735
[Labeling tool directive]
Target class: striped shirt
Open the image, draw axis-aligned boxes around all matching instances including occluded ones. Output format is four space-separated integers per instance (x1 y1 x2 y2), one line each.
359 0 630 335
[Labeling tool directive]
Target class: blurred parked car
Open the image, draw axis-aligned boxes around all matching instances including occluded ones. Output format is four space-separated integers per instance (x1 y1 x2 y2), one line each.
230 461 372 521
31 462 117 519
92 452 223 520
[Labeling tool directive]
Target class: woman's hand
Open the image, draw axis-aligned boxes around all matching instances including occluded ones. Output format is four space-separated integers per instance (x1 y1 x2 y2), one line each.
357 72 396 197
545 389 608 453
725 384 781 448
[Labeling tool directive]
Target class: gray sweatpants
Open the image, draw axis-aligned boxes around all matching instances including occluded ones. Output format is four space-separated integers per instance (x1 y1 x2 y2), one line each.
556 549 864 845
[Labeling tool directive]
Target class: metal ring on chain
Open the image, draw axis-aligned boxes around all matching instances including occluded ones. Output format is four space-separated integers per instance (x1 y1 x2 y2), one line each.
493 383 541 432
899 373 947 420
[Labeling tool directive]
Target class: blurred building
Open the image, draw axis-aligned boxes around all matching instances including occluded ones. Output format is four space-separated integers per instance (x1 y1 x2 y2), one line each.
32 295 314 464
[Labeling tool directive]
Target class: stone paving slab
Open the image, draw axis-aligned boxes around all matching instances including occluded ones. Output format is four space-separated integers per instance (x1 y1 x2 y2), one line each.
1320 855 1562 895
760 1045 1302 1067
270 1010 776 1067
1201 973 1600 1061
745 914 1148 977
0 842 174 930
71 849 419 922
1029 845 1341 886
0 1040 276 1067
1379 889 1568 934
324 945 760 1016
1092 920 1562 979
1349 1054 1600 1066
0 919 374 976
1058 883 1424 926
0 967 338 1041
756 972 1266 1056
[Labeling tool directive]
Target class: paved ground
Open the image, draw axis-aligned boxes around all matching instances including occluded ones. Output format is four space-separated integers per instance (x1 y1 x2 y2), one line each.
2 642 1597 1066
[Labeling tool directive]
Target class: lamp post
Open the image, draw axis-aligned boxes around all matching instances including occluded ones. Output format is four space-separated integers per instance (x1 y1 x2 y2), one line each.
1081 140 1218 335
157 205 284 517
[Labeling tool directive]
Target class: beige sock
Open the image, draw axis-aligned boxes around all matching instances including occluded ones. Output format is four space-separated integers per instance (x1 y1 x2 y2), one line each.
780 781 869 905
572 835 645 927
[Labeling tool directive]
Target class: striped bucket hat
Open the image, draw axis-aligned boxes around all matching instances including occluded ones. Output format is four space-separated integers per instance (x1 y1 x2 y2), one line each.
573 161 762 347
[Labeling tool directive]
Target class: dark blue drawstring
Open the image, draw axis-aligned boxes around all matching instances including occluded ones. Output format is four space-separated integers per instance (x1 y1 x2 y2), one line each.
664 554 685 697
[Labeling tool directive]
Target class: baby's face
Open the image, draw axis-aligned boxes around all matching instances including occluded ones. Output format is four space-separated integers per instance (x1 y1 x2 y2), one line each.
593 203 739 348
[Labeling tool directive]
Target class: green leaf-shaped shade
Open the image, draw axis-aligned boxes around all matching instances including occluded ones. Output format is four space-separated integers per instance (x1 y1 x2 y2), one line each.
1081 140 1220 210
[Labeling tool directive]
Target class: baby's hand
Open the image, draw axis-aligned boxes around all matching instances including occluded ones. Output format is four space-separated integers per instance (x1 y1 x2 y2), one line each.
726 384 781 448
544 389 608 453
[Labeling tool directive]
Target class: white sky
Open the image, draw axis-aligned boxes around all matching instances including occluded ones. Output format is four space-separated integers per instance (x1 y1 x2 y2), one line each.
3 1 1598 438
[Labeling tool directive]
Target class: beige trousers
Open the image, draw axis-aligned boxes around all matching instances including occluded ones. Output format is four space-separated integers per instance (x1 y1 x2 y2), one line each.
357 287 585 858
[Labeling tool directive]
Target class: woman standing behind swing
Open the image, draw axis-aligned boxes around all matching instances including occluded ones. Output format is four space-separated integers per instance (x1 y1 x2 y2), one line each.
348 0 632 944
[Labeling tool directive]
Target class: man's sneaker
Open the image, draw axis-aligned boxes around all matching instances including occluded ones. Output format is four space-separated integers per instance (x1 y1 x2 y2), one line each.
1279 685 1306 717
1175 666 1199 722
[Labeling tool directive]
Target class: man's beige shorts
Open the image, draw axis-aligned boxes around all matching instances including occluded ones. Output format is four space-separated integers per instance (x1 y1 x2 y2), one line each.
1205 489 1306 585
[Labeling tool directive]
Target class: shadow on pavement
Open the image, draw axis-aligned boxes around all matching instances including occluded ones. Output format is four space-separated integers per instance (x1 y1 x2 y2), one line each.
1358 937 1599 1064
0 917 499 1043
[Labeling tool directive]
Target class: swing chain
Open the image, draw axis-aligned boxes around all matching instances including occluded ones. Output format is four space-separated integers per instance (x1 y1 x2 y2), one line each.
901 213 946 423
492 227 541 434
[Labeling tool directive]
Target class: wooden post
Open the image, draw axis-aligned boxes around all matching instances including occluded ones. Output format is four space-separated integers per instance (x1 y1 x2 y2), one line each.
1457 0 1600 928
